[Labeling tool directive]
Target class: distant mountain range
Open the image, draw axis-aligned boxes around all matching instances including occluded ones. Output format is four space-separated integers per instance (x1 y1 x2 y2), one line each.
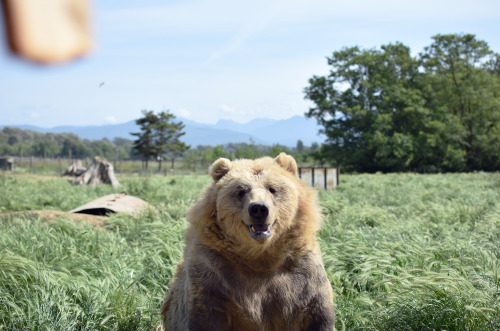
1 116 326 147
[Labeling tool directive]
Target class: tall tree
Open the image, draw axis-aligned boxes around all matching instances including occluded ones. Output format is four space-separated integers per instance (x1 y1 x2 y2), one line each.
131 110 190 171
420 34 500 170
305 42 429 172
131 110 158 170
305 34 500 172
154 111 189 171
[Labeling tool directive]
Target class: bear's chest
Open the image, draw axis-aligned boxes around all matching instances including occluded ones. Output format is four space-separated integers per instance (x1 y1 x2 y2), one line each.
218 265 319 329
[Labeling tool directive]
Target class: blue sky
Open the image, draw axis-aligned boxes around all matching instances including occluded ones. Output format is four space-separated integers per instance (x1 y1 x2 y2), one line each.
1 0 499 128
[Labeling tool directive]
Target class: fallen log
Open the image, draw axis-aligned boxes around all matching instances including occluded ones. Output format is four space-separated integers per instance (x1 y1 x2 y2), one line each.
69 193 156 216
70 157 120 187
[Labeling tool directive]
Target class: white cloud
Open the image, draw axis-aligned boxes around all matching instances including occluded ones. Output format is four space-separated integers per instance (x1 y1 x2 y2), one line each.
105 116 118 124
30 112 40 119
219 104 237 114
176 108 192 119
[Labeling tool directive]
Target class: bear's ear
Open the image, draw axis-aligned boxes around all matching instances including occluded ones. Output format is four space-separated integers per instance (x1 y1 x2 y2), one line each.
274 153 298 176
211 158 232 182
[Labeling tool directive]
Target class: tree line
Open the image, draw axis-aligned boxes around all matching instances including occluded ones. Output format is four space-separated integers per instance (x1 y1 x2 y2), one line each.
183 140 319 171
0 118 317 170
305 34 500 172
0 127 134 160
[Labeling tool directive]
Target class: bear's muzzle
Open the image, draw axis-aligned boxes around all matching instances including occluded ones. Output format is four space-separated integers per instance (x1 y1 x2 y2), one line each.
247 202 273 241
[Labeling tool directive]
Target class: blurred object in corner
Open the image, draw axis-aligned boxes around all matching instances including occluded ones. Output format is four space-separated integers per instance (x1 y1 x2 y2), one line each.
1 0 92 64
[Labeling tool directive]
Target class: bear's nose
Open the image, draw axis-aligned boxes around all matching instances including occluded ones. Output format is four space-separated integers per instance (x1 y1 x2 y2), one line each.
248 202 269 222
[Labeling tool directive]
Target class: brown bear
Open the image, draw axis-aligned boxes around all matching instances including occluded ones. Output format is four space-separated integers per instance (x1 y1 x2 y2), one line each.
161 153 335 331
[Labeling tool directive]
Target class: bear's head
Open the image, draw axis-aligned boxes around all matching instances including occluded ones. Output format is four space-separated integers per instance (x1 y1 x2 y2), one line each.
206 153 303 249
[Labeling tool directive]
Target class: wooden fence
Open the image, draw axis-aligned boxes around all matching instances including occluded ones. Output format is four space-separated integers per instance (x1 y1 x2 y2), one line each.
0 156 195 176
298 167 339 189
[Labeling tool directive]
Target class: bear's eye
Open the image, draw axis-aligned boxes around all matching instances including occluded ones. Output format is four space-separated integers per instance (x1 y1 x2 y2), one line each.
237 187 248 198
268 187 277 194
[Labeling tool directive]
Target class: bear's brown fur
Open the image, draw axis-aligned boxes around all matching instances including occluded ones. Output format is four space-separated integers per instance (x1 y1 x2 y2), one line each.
161 153 335 331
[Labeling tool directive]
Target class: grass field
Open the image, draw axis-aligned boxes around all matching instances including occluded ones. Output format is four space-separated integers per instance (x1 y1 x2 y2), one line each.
0 172 499 330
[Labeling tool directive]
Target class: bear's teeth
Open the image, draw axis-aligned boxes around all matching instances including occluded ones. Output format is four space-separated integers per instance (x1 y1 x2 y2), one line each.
266 225 270 231
251 226 256 233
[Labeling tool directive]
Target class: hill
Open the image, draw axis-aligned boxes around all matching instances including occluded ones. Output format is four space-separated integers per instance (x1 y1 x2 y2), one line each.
1 116 325 147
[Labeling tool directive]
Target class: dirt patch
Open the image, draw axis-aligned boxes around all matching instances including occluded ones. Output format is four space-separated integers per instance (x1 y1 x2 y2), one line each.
0 210 106 229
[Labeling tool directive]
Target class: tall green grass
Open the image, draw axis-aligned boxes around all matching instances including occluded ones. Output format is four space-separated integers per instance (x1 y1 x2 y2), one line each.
0 173 499 330
0 175 207 213
0 175 207 330
319 173 500 330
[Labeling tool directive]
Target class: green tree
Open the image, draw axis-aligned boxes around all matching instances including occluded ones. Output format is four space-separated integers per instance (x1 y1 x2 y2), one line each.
155 111 190 171
131 110 158 170
234 140 261 159
296 140 304 154
420 34 500 170
305 42 428 172
184 145 226 172
131 110 190 171
305 34 500 172
0 127 133 160
89 139 116 159
61 137 92 159
269 144 289 158
33 140 60 158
